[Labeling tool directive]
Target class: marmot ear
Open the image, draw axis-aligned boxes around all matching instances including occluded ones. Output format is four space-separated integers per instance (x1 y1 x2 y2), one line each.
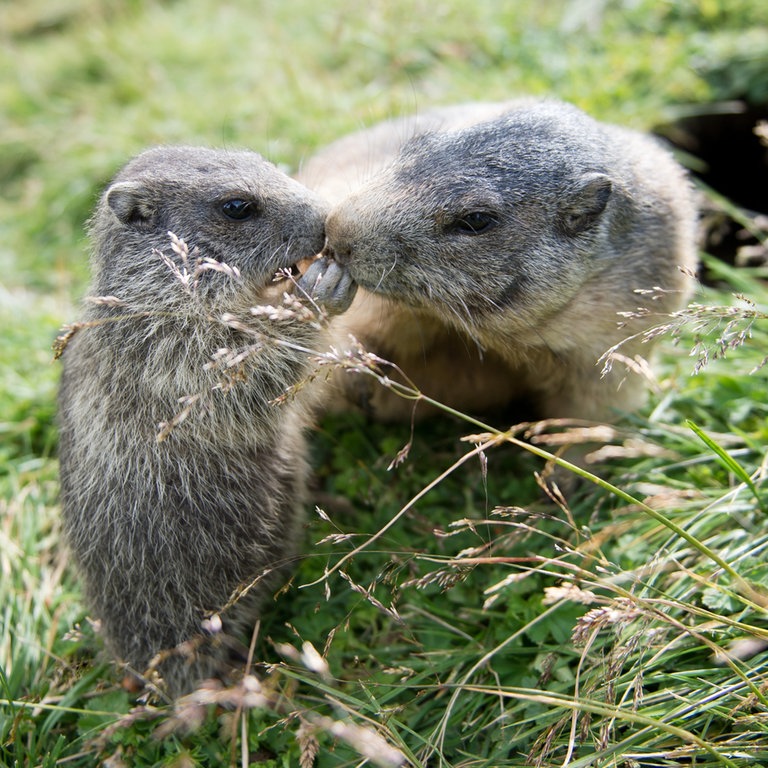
106 181 156 229
558 173 612 236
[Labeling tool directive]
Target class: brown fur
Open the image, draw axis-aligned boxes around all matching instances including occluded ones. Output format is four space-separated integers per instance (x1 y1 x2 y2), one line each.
297 100 698 428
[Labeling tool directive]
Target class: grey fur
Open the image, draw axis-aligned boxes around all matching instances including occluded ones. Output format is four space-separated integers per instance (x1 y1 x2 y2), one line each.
58 146 342 696
299 100 698 424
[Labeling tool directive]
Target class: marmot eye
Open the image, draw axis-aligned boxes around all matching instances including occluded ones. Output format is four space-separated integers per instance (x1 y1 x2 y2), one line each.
221 198 256 220
450 211 497 235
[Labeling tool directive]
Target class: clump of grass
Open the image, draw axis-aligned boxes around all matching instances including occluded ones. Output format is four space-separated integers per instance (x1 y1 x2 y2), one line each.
112 263 768 765
601 284 768 378
6 246 768 766
242 251 767 766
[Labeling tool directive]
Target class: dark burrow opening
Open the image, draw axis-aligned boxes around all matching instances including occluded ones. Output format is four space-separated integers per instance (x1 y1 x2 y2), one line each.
653 101 768 276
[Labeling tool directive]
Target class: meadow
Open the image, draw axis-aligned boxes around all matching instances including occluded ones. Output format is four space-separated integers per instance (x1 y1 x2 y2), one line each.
2 0 768 765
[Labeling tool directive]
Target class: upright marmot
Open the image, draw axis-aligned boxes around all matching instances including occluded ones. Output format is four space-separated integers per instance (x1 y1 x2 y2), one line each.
298 100 697 426
57 146 351 695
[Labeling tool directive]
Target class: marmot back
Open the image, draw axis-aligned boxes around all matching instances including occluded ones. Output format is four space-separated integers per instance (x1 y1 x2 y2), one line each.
301 100 697 428
58 146 350 696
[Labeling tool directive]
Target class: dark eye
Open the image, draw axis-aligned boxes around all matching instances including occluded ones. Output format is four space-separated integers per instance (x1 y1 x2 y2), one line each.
221 198 257 220
449 211 497 235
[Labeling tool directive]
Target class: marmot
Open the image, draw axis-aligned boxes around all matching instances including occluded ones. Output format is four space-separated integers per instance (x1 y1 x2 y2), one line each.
298 100 697 427
57 146 351 696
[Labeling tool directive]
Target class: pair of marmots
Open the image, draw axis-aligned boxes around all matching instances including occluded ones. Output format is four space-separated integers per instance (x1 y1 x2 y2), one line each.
58 99 697 695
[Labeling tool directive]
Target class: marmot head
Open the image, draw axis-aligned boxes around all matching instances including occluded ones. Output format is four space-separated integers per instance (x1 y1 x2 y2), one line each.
323 103 624 337
90 146 328 307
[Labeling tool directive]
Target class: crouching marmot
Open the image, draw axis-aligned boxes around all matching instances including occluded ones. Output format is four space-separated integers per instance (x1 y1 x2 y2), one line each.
57 146 352 696
298 100 697 427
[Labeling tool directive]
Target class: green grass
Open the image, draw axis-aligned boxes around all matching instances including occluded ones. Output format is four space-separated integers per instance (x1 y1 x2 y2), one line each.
2 0 768 765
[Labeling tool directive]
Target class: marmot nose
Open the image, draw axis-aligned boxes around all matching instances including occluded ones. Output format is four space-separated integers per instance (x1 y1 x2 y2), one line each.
323 209 356 265
322 238 353 266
